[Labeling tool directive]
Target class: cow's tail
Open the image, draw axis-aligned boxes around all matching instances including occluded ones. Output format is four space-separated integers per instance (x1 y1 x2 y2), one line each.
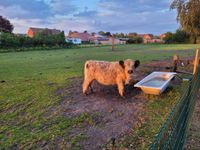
84 61 90 80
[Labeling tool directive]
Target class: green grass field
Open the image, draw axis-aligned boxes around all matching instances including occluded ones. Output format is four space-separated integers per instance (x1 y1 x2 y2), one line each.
0 44 200 149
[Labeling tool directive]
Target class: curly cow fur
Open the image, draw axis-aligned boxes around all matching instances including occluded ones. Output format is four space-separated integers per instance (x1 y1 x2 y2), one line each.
82 59 140 97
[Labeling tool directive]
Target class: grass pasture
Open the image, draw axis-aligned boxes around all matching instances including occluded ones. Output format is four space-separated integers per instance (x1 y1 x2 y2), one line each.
0 44 200 149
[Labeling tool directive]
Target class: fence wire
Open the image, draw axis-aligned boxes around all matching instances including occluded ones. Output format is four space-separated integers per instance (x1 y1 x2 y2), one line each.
149 66 200 150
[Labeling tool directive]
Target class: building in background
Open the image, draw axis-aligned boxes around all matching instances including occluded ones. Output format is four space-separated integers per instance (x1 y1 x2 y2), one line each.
160 34 166 39
65 37 82 44
27 27 61 38
68 31 95 43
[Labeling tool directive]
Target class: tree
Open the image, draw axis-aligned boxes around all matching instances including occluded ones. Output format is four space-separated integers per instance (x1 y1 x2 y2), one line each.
164 32 173 44
164 30 190 44
126 37 143 44
105 32 111 37
0 32 20 48
171 0 200 43
0 16 14 33
98 31 112 37
113 33 126 38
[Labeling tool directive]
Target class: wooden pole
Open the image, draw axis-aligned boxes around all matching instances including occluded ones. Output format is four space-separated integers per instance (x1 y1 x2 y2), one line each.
172 54 179 72
193 49 199 75
112 34 114 51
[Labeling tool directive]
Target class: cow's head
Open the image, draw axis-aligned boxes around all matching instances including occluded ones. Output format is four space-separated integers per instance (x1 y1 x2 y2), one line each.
119 59 140 84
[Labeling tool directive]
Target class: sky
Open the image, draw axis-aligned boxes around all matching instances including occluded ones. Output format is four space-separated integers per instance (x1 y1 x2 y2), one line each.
0 0 179 35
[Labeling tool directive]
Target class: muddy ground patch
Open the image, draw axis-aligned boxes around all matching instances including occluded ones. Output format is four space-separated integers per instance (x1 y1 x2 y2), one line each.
57 77 147 149
55 58 194 149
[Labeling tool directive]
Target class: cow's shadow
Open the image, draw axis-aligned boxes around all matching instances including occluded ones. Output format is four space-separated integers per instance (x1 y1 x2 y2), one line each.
88 80 141 101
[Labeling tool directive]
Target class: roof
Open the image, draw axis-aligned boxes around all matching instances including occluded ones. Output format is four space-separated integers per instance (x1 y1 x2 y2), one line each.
68 32 95 41
137 34 145 37
146 34 154 38
29 27 61 35
160 34 166 39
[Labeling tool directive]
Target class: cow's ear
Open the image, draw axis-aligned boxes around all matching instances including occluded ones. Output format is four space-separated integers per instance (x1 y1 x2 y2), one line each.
134 60 140 68
119 60 125 68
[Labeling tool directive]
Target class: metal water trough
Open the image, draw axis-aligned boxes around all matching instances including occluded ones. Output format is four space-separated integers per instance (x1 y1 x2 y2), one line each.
134 72 177 95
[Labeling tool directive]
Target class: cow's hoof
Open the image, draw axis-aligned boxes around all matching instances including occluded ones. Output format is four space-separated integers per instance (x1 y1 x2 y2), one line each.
83 92 89 96
121 95 126 99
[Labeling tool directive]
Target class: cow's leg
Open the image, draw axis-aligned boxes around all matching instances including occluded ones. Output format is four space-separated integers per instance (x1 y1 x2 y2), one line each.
89 85 94 93
117 80 125 97
83 78 93 95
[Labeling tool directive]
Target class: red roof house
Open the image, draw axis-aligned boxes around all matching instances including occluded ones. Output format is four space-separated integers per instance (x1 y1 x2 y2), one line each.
68 32 96 43
27 27 61 38
143 34 153 40
160 34 166 39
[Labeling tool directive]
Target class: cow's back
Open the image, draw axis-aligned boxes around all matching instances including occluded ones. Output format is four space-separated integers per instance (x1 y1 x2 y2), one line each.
84 60 123 85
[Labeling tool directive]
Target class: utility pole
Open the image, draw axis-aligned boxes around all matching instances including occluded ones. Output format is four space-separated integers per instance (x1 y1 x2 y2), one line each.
112 34 114 51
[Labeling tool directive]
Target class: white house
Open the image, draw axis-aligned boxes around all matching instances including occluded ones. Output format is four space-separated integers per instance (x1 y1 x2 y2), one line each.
65 38 82 44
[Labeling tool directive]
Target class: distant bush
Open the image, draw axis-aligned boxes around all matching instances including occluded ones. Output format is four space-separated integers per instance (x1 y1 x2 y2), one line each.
126 37 143 44
0 31 73 51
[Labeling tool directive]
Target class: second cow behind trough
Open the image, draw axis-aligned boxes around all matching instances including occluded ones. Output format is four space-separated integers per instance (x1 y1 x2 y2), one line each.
82 59 140 97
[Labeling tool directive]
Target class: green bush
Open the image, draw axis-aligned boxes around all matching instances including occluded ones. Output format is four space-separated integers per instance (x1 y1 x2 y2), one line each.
126 37 143 44
164 30 190 44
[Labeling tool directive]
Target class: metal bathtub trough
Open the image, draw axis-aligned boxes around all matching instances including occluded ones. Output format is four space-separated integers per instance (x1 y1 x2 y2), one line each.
134 72 177 95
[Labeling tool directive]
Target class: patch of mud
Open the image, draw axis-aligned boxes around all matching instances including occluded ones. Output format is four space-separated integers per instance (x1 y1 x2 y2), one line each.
55 57 194 150
59 77 146 149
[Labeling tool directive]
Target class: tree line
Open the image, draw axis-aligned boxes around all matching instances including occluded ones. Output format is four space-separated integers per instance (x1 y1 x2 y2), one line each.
0 16 71 51
0 32 69 48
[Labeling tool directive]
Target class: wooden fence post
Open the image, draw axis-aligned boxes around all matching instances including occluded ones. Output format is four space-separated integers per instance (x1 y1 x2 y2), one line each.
172 54 179 72
193 49 199 75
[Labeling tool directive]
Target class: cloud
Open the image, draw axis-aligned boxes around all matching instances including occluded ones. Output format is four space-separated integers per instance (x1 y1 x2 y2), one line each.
98 0 171 13
90 0 178 34
0 5 28 18
48 17 95 33
74 7 97 17
9 18 46 33
49 0 77 15
0 0 178 34
0 0 51 19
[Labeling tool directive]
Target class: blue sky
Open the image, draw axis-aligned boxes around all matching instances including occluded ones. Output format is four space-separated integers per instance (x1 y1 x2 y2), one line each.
0 0 179 35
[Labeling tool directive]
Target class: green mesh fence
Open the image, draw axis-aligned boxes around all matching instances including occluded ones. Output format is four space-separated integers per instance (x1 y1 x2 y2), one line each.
149 66 200 150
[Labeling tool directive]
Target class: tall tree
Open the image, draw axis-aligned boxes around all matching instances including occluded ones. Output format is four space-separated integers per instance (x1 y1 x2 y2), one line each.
0 16 14 33
171 0 200 43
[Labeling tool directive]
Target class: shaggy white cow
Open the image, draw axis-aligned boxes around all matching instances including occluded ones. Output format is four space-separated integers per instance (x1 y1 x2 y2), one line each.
82 59 140 97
